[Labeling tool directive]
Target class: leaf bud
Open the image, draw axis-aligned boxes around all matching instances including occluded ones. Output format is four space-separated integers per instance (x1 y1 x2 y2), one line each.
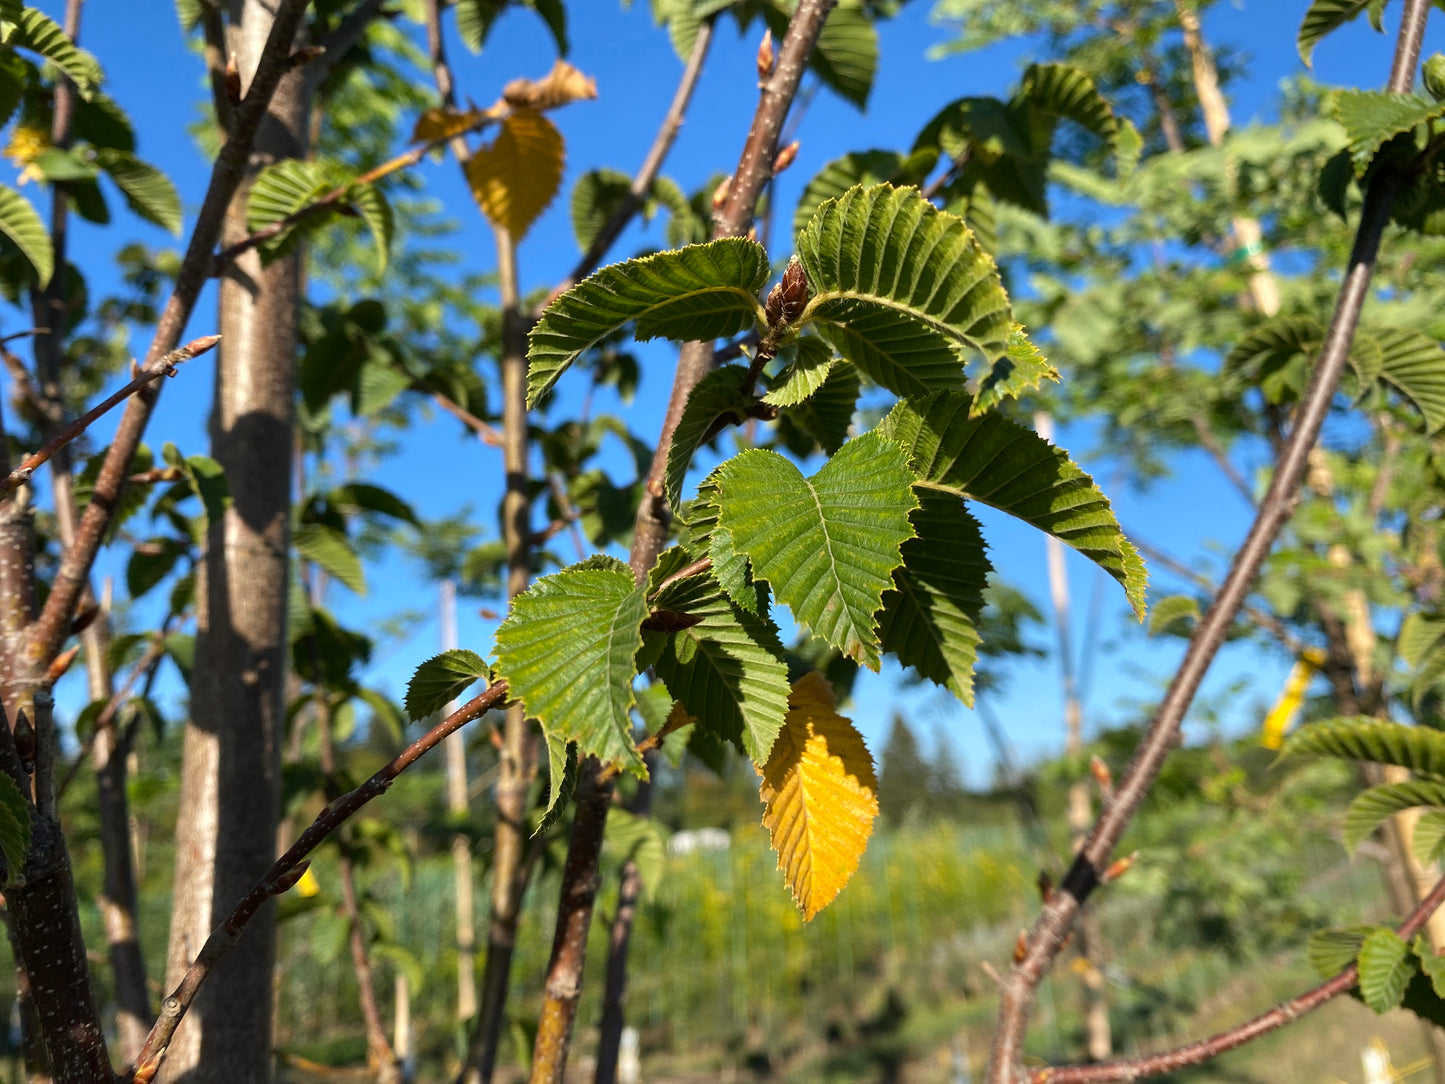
711 176 731 212
45 645 79 686
756 29 775 83
224 53 242 106
1426 54 1445 103
1102 851 1138 884
12 709 34 764
764 257 810 330
1089 754 1113 797
270 861 311 896
772 140 800 176
1013 928 1029 963
1036 870 1053 903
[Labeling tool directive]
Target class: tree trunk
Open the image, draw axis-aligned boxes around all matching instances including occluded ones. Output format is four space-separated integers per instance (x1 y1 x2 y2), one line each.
160 6 306 1079
441 579 479 1026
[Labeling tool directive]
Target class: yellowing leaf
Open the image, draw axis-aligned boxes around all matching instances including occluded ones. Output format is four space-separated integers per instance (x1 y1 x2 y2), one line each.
759 671 878 921
464 107 564 241
410 105 495 145
502 59 598 111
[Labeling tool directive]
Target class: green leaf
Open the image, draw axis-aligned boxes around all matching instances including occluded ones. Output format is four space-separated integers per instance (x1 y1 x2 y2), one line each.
791 149 934 244
0 183 52 287
1019 62 1117 146
1333 90 1445 174
778 359 860 455
1281 718 1445 778
975 324 1059 415
327 483 417 526
162 444 230 530
570 167 632 253
454 0 500 52
95 150 182 235
528 238 768 406
348 182 393 271
715 432 918 670
708 526 764 615
126 537 187 601
1414 809 1445 867
876 492 991 704
1148 594 1200 636
1344 780 1445 852
530 0 570 55
1309 925 1374 979
1299 0 1370 67
651 565 792 761
0 772 29 885
1359 927 1413 1013
1374 327 1445 433
293 523 365 595
0 0 21 23
1416 934 1445 997
763 336 836 408
494 557 649 773
405 649 490 721
797 184 1013 398
665 364 753 511
31 147 97 183
73 91 136 154
10 9 100 99
0 50 25 131
878 391 1147 618
536 732 577 835
604 807 666 901
803 0 878 109
1401 613 1445 667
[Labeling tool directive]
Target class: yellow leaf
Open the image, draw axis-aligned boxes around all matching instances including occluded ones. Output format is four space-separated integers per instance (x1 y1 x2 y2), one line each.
464 108 564 241
295 865 321 898
502 59 598 111
759 671 878 921
410 105 495 145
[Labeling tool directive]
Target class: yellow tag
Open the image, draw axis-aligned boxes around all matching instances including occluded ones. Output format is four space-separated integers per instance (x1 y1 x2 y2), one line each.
1260 648 1326 750
295 866 321 898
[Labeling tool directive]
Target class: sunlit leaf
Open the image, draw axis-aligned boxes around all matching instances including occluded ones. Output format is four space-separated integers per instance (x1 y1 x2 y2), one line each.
464 107 564 242
1282 717 1445 778
1359 927 1413 1012
0 183 52 286
1343 780 1445 852
759 671 878 921
293 523 365 595
665 364 753 510
404 649 490 721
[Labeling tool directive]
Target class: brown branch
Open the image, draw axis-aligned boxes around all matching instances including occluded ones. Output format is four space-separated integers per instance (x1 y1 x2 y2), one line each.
1 335 219 499
432 389 502 445
983 4 1431 1081
553 18 715 299
530 5 839 1081
1036 870 1445 1083
127 680 509 1084
30 0 314 675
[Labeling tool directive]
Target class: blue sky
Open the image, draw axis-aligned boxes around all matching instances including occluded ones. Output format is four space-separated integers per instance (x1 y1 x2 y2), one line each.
24 1 1444 787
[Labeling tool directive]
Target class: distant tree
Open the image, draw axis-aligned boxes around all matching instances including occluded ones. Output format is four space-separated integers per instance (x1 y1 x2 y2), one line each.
879 714 929 825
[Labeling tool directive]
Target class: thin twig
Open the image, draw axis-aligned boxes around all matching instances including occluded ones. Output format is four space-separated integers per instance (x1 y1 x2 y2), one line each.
1036 870 1445 1083
432 389 502 446
126 681 510 1084
1 336 219 499
983 5 1431 1081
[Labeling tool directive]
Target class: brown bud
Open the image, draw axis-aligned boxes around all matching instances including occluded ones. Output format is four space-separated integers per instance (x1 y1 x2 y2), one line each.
1103 851 1138 884
224 54 242 105
1036 870 1053 903
764 257 811 330
12 710 34 764
1090 754 1113 797
772 140 800 176
271 861 311 896
756 29 775 82
712 176 731 212
46 645 79 685
1013 928 1029 963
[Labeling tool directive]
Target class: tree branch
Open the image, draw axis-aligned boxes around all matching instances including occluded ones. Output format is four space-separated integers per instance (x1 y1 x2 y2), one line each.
983 4 1432 1080
530 5 838 1081
126 680 509 1084
1036 870 1445 1083
0 335 219 499
29 0 315 675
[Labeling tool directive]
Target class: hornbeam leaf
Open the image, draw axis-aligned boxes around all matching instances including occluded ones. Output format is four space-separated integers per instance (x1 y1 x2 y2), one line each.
1019 63 1118 147
665 365 754 510
535 732 577 835
95 150 181 235
1374 327 1445 433
9 9 100 99
294 523 365 595
792 149 935 243
1308 925 1373 979
1358 927 1413 1013
1415 933 1445 998
348 182 394 272
763 336 837 408
779 359 861 455
1333 90 1445 174
876 492 991 704
528 237 769 406
464 107 564 242
716 432 919 670
0 772 29 885
1413 809 1445 867
0 184 52 286
405 649 490 721
571 167 632 253
879 391 1146 618
797 184 1014 398
974 324 1058 416
651 565 791 761
1298 0 1371 67
1344 780 1445 852
1281 717 1445 778
494 557 649 773
802 0 878 109
759 671 878 921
